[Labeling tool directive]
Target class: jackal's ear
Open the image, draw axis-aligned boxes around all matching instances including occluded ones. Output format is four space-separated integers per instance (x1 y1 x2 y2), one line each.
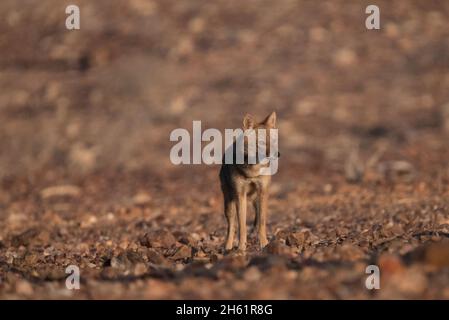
243 114 255 130
263 111 277 128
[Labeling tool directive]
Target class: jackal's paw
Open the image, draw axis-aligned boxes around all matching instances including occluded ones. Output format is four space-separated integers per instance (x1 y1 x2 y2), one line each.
259 238 269 248
237 243 247 253
235 248 247 256
223 247 234 255
224 240 234 252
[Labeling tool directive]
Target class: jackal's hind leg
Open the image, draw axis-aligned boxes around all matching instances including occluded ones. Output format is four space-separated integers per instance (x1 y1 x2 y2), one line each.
237 193 248 251
251 198 260 235
224 198 236 251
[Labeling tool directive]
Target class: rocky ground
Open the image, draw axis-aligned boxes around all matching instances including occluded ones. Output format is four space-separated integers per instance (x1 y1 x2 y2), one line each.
1 0 449 299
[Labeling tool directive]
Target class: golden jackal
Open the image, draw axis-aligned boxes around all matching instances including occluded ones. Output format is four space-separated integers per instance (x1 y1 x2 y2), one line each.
220 112 279 252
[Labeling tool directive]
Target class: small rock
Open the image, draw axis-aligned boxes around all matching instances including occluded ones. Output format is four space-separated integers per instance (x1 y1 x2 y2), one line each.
378 253 405 277
40 185 81 199
16 280 34 296
264 239 290 255
210 253 224 263
378 161 415 180
80 215 98 228
405 241 449 268
111 250 144 271
10 228 40 247
333 48 357 67
146 248 169 265
140 230 177 249
69 144 97 173
171 245 192 261
387 267 428 296
133 263 148 276
243 266 262 282
133 192 151 205
173 231 196 247
111 255 130 270
337 243 366 261
345 150 364 183
249 255 289 272
323 184 334 194
214 254 248 272
286 230 309 247
424 242 449 268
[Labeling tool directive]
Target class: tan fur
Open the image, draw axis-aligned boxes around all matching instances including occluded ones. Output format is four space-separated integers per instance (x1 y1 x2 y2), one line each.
220 112 278 252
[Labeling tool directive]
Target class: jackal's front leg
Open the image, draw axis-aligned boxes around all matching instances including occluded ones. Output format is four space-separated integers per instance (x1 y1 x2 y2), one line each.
258 190 269 248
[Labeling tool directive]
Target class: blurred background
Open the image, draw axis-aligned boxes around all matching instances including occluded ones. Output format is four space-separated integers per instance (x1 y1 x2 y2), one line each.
1 0 448 178
1 0 449 299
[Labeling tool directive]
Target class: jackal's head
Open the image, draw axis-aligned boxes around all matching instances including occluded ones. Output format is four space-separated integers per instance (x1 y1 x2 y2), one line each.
242 112 280 168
